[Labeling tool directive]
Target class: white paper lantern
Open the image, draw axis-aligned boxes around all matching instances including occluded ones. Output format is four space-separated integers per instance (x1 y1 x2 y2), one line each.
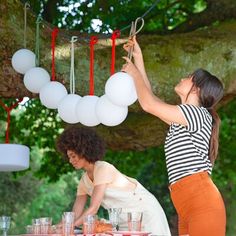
76 95 100 127
0 144 29 171
105 71 137 106
11 49 36 74
39 81 68 109
96 95 128 126
23 67 50 93
58 94 81 124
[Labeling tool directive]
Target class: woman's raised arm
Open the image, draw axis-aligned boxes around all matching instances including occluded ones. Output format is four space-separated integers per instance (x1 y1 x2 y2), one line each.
122 56 186 126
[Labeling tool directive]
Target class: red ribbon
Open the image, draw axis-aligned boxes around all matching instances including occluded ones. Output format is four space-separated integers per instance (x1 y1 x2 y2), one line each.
51 28 59 81
110 30 120 75
0 98 23 143
89 36 98 95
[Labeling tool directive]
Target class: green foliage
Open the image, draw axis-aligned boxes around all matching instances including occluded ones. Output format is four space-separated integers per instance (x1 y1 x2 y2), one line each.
7 171 81 234
0 172 40 215
23 0 206 33
0 98 74 181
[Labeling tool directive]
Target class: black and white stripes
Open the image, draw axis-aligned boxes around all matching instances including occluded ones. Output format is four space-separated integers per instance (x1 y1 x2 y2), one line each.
165 104 213 184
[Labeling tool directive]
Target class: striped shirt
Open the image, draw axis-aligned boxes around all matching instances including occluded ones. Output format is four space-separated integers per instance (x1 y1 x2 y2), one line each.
164 104 213 184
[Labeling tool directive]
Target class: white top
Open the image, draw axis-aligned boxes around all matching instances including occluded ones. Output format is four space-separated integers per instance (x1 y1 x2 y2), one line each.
164 104 213 184
77 161 171 236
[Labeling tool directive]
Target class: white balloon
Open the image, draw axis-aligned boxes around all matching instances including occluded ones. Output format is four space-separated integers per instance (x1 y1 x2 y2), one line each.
23 67 50 93
58 94 81 124
12 49 36 74
96 95 128 126
105 71 137 106
76 95 100 127
39 81 68 109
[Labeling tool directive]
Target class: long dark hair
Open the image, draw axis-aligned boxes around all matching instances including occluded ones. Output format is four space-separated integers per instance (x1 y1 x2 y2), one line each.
191 69 224 164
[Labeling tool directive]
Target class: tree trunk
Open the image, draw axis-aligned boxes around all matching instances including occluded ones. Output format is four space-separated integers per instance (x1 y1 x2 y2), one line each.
1 0 236 150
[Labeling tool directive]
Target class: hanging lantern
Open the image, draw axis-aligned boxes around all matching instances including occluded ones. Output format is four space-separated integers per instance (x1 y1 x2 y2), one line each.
0 98 30 172
39 81 68 109
23 67 50 93
11 49 36 74
96 95 128 126
0 144 29 171
105 71 137 106
58 94 81 124
76 95 100 127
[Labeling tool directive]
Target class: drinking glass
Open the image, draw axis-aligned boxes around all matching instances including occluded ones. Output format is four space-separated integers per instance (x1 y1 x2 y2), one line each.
62 212 75 236
127 212 143 231
25 225 33 234
51 225 62 234
108 208 122 231
0 216 11 236
83 215 97 235
40 217 52 234
32 218 40 234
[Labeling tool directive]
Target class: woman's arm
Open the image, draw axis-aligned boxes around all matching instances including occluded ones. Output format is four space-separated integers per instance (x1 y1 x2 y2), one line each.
72 194 88 222
122 55 187 126
74 184 107 226
124 36 151 91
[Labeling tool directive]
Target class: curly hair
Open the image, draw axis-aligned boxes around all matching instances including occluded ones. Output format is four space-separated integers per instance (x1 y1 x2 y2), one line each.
56 126 106 163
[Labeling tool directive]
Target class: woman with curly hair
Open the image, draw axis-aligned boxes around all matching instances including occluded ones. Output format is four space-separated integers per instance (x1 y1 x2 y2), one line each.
56 126 171 235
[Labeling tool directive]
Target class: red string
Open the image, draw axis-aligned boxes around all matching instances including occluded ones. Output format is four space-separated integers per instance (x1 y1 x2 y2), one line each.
110 30 120 75
89 36 98 95
0 98 23 143
51 28 59 81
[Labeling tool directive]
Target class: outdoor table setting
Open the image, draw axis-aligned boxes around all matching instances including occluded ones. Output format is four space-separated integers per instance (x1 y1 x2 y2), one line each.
1 209 155 236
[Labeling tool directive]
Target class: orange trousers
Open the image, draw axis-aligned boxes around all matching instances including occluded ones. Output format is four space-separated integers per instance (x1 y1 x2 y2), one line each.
169 171 226 236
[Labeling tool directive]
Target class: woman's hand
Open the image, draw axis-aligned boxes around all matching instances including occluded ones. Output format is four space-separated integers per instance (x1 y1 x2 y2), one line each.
123 36 142 58
73 184 107 226
122 56 142 79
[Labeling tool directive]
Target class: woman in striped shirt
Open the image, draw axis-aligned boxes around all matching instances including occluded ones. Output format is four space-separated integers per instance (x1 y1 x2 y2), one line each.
122 36 226 236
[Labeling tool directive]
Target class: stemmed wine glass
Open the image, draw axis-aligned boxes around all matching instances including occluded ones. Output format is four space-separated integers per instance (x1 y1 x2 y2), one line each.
0 216 11 236
108 208 122 231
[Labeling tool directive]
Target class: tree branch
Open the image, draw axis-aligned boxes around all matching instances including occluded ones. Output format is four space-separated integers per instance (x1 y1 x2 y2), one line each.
172 0 236 33
1 0 236 150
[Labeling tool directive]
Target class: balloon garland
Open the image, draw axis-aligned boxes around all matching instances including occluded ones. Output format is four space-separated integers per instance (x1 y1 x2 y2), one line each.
11 3 145 127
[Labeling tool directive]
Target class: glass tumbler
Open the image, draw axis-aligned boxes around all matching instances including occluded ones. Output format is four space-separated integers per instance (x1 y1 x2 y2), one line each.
0 216 11 236
127 212 143 231
108 208 122 231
